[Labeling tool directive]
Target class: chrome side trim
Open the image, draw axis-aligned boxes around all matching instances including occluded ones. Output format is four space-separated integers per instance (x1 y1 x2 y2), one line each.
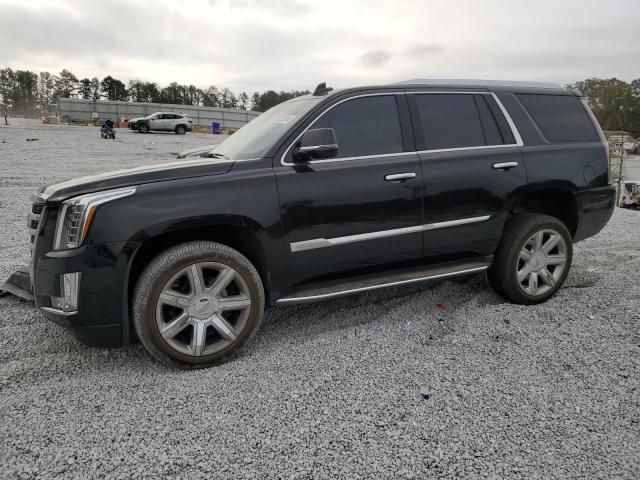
289 151 412 165
275 265 489 305
290 215 491 252
423 215 491 231
40 306 78 316
279 91 523 166
490 92 524 146
417 143 518 155
291 225 424 252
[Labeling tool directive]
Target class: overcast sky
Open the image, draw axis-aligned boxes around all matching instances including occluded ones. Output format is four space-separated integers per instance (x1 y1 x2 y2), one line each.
1 0 639 93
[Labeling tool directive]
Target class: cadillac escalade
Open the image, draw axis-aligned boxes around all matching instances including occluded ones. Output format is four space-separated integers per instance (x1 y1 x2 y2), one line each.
11 80 616 368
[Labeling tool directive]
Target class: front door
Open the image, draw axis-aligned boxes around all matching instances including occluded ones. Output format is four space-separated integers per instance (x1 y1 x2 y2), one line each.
274 93 424 287
407 91 527 260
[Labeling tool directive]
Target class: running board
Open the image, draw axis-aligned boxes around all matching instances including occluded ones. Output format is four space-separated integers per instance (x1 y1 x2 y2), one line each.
276 257 492 305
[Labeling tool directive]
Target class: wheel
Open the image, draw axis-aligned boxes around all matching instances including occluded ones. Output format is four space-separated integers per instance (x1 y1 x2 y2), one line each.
175 125 186 135
100 133 105 138
488 214 572 304
139 124 149 133
133 241 265 368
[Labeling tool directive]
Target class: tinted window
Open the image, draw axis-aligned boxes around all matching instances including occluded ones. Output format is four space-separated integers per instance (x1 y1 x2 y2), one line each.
415 94 486 149
474 95 503 145
517 94 599 143
314 96 403 158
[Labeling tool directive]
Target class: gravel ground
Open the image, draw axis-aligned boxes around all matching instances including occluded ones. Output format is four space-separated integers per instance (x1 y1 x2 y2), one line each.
1 119 639 479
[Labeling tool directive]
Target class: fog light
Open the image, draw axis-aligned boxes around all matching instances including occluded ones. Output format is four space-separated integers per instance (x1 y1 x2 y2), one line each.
50 272 81 313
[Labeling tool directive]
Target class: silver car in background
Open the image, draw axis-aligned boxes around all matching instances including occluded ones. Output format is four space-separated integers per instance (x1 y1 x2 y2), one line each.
137 112 193 134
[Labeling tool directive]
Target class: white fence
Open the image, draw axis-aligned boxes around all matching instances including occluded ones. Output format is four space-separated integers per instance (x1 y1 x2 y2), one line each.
57 98 260 129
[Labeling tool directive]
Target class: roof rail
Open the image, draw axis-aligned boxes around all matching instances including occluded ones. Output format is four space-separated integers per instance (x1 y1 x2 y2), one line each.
394 79 563 89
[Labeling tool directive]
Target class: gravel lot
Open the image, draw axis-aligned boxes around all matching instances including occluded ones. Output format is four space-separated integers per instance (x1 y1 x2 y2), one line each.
1 119 639 479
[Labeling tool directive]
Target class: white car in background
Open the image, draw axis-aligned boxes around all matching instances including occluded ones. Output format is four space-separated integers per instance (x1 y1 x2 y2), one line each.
137 112 193 135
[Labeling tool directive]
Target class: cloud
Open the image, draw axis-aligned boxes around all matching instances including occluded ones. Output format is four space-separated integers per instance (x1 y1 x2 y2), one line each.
405 43 444 56
0 0 638 92
360 50 392 67
229 0 312 15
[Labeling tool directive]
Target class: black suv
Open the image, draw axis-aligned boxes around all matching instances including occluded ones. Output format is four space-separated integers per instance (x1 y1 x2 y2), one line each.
19 80 615 368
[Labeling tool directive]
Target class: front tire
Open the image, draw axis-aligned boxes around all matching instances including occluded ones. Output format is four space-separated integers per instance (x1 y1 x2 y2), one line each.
138 124 149 133
133 241 265 368
488 214 572 304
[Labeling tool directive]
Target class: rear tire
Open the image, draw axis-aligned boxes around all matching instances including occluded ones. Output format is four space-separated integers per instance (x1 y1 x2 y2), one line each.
133 241 265 368
488 214 572 304
175 125 186 135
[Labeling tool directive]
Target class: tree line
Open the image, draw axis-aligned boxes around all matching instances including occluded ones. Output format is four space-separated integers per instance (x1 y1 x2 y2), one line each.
568 78 640 137
2 67 639 135
0 67 310 116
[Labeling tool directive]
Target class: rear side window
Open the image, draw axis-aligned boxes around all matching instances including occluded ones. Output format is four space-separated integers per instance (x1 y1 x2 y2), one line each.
474 95 504 145
517 94 599 143
414 94 486 150
313 95 403 158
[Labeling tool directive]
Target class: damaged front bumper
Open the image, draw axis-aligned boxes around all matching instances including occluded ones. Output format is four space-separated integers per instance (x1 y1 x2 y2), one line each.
0 265 34 301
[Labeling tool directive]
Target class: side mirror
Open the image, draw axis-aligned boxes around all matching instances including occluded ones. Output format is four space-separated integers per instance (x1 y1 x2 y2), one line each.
293 128 338 162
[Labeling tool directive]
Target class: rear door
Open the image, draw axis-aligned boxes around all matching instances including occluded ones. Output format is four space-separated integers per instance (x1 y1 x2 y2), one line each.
407 91 527 260
160 113 175 131
274 93 424 286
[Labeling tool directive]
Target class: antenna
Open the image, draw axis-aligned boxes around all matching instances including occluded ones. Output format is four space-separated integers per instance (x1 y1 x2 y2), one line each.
313 82 333 96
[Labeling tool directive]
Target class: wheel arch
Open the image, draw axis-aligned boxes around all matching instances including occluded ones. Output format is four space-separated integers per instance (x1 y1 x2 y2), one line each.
507 186 579 237
127 220 272 319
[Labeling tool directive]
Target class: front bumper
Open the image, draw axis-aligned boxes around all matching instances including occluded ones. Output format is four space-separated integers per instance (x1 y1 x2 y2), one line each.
573 185 616 242
33 241 139 347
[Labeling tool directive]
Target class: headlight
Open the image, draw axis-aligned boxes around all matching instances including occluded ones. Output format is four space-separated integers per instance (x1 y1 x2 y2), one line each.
53 186 136 250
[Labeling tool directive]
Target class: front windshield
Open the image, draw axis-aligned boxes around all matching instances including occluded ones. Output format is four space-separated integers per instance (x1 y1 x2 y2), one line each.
213 97 320 160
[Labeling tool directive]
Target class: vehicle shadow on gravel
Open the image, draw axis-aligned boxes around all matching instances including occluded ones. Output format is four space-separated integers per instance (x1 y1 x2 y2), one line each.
254 273 503 353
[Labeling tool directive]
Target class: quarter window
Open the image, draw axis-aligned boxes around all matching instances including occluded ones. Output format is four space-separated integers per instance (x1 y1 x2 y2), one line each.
517 94 599 143
313 95 403 158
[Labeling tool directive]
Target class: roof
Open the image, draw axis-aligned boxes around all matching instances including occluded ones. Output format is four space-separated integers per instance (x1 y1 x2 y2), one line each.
309 78 571 99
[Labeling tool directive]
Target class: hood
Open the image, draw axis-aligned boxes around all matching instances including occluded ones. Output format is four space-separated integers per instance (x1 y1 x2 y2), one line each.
39 158 234 203
177 144 219 159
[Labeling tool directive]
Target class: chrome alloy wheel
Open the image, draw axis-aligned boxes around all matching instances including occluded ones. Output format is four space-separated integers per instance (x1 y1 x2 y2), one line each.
516 229 568 296
155 262 252 357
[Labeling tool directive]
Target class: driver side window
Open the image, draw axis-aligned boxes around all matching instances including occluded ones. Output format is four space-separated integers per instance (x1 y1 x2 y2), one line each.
313 95 403 159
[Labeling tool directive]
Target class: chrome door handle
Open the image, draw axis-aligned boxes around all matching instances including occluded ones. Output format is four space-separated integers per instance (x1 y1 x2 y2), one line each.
385 172 416 182
492 162 519 170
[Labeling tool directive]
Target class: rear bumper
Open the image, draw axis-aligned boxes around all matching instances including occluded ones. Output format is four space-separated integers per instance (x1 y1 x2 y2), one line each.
33 241 139 347
573 185 616 242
